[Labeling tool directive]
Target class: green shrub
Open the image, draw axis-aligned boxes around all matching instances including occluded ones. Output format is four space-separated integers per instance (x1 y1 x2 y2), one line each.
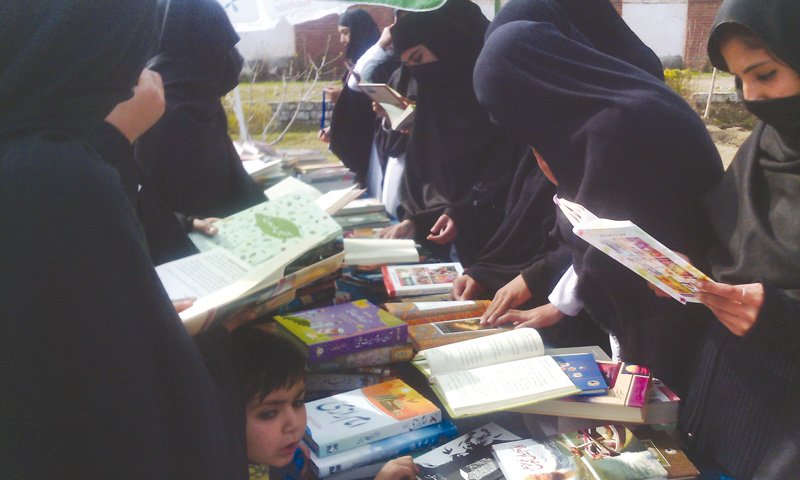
664 68 695 100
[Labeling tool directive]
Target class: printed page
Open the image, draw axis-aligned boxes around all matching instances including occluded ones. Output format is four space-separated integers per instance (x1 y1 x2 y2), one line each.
315 185 365 215
156 248 252 299
434 356 577 415
343 238 419 266
423 329 545 375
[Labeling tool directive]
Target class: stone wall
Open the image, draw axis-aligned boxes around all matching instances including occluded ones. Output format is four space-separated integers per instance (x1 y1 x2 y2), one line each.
269 101 331 129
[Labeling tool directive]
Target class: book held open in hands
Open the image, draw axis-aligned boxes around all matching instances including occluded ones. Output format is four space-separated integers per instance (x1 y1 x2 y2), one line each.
556 197 710 304
412 329 580 418
358 83 416 131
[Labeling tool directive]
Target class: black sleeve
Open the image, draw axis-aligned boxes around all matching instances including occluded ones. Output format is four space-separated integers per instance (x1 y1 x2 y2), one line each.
745 283 800 359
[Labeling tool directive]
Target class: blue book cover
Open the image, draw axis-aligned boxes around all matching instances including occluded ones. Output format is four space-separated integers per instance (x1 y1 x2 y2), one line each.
551 353 609 396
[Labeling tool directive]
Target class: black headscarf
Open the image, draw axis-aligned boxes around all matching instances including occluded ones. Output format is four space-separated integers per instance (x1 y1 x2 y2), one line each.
1 1 245 477
489 0 664 80
475 21 723 393
390 3 525 264
338 8 381 63
136 0 265 218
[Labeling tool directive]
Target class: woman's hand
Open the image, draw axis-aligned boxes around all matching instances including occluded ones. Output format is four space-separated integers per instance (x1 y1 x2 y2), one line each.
493 303 566 330
318 126 331 144
375 456 419 480
323 85 342 104
481 274 533 325
192 217 220 236
427 214 457 244
379 219 415 239
452 274 485 300
697 280 764 337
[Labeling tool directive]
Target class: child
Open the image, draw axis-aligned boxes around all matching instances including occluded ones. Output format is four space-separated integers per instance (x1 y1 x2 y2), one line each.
230 326 420 480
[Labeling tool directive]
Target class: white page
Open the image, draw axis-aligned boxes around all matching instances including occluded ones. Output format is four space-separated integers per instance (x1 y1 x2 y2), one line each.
423 329 545 375
156 248 251 299
343 238 419 265
315 185 365 215
413 300 476 311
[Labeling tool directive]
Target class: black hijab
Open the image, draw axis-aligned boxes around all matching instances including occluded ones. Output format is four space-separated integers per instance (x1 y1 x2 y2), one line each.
390 4 525 264
488 0 664 80
704 0 800 297
338 8 381 64
475 21 723 392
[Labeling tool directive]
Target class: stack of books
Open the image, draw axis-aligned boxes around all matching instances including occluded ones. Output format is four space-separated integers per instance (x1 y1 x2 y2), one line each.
273 300 416 400
295 161 357 193
304 379 458 480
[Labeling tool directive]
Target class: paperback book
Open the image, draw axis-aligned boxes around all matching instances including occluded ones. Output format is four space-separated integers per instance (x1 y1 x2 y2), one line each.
304 378 441 458
552 353 609 396
412 329 580 418
408 317 508 351
383 300 491 325
310 342 415 371
382 262 464 297
358 83 416 131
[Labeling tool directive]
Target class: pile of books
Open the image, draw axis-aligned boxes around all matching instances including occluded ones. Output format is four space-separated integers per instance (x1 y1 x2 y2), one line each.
295 161 357 194
303 379 458 480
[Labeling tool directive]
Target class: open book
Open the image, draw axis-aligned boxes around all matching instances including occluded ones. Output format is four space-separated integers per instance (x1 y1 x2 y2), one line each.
412 329 580 418
359 83 415 131
265 177 366 216
556 197 710 304
157 193 343 334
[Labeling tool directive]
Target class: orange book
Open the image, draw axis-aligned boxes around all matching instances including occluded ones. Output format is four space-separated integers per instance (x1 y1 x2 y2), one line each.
383 300 491 325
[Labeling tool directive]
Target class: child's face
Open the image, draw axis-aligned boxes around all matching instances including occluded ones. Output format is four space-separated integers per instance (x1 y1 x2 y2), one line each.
246 379 307 468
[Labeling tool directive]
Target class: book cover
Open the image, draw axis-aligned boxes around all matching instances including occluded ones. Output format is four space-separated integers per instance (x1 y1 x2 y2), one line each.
384 300 492 325
382 262 463 297
335 197 386 216
306 372 397 393
309 420 458 478
408 317 508 351
335 212 392 230
551 353 609 396
415 423 521 480
304 378 441 458
311 343 415 371
633 426 699 479
274 300 408 362
492 439 578 479
556 197 709 304
559 425 668 479
358 83 416 131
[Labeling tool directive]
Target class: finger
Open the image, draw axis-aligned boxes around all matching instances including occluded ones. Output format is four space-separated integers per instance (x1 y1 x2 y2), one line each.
711 308 749 337
697 280 741 303
462 282 479 300
172 298 196 313
495 310 526 326
484 297 511 325
698 291 742 317
430 216 447 234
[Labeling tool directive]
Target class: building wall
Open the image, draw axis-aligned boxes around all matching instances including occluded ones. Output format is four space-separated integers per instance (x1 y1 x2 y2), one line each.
685 0 722 69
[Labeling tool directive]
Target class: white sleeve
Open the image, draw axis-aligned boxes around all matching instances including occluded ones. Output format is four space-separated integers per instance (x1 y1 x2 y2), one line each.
547 265 584 316
350 43 391 90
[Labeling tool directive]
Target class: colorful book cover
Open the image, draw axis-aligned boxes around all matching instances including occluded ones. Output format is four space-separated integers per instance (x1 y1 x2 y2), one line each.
274 300 408 362
309 420 458 478
633 426 700 479
551 353 609 396
598 361 651 408
492 439 578 479
306 372 397 393
384 300 491 325
408 318 508 351
415 423 521 480
305 379 441 458
311 343 415 371
382 262 464 297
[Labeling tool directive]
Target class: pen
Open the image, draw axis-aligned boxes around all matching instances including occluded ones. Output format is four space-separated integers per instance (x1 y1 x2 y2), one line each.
320 89 326 130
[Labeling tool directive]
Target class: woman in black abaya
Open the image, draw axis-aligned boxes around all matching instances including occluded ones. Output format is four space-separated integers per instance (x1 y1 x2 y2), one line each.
385 3 526 265
473 21 723 394
136 0 264 219
678 0 800 476
1 1 245 478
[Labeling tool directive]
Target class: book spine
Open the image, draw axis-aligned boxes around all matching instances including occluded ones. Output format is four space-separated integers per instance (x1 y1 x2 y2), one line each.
381 266 396 297
312 422 458 478
306 373 395 392
405 308 487 325
307 324 409 362
311 343 415 371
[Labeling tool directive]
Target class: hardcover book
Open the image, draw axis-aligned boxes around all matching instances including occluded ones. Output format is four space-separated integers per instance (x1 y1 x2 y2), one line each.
310 343 415 371
383 300 492 325
412 329 580 418
274 300 408 362
308 420 458 478
304 378 441 458
556 197 710 304
408 317 508 351
551 353 609 396
414 423 521 480
382 262 463 297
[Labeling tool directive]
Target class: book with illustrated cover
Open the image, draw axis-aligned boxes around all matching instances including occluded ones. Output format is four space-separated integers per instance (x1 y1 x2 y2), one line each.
412 329 580 418
408 317 508 351
308 420 458 478
274 300 408 362
415 423 521 480
156 193 343 334
633 426 700 479
310 342 415 371
552 353 609 396
358 83 416 131
383 300 491 325
382 262 463 297
556 197 710 304
304 378 441 458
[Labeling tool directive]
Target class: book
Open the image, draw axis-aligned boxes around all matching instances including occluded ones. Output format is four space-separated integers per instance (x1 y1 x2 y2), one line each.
382 262 463 297
343 238 419 266
315 460 383 480
492 425 669 480
412 329 580 418
308 420 458 478
512 373 680 425
335 212 392 230
304 378 441 458
335 197 385 216
383 300 492 325
408 317 509 351
306 372 397 393
556 197 710 304
156 194 343 334
358 83 416 131
265 177 365 216
633 426 700 479
552 353 609 396
242 157 283 182
274 300 408 362
414 422 522 480
311 343 415 371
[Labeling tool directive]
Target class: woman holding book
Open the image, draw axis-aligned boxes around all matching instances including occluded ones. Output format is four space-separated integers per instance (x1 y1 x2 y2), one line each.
677 0 800 476
473 20 723 395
